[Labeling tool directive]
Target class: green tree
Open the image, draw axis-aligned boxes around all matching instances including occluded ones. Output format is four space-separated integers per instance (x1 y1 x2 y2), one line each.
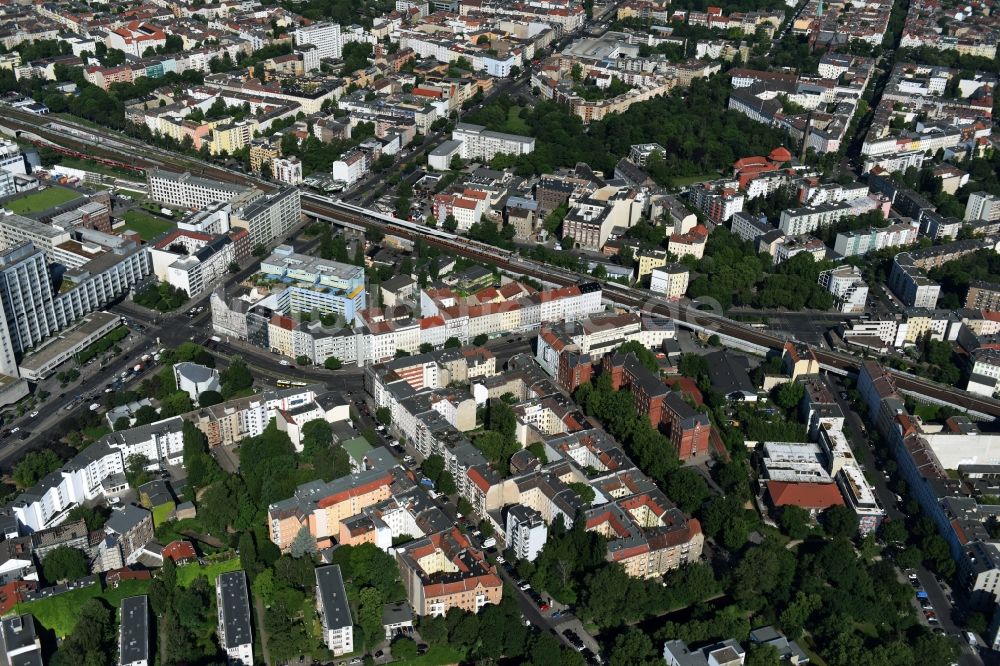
12 449 62 489
423 454 445 483
437 470 457 495
778 505 812 540
376 407 391 426
220 358 253 397
444 337 462 348
747 644 782 666
821 505 859 539
393 636 418 660
42 546 89 583
198 390 224 406
50 599 115 666
774 381 805 411
290 526 317 558
359 587 385 650
609 629 655 666
324 356 343 370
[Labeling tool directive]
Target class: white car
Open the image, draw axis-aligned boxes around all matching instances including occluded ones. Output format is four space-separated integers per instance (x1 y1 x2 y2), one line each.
279 360 290 366
10 427 19 434
29 411 38 418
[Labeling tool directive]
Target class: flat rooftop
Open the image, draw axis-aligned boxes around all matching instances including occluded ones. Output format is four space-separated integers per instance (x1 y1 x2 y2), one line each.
18 311 120 375
119 596 149 665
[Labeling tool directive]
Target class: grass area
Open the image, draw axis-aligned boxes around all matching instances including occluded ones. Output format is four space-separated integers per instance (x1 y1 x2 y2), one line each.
176 556 241 587
671 173 718 187
912 402 948 422
504 106 530 135
123 209 174 241
152 502 175 527
397 646 466 665
18 579 150 637
5 186 80 214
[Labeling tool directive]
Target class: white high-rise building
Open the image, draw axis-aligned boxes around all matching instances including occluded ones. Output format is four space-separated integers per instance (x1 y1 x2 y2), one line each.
966 192 1000 222
293 22 342 62
0 140 26 176
452 123 535 162
0 243 59 375
272 157 303 185
147 169 255 210
505 504 547 562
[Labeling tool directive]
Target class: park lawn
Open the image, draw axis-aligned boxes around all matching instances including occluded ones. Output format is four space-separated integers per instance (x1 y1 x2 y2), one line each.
19 579 151 637
397 646 466 665
123 210 174 240
671 173 718 187
5 186 80 215
176 556 241 587
504 106 530 135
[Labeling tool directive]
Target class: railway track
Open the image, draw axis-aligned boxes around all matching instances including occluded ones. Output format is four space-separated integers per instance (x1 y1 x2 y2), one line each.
303 197 1000 419
5 109 997 418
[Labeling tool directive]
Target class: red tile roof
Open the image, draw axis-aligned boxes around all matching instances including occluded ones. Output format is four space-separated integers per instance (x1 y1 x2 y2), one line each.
767 481 844 509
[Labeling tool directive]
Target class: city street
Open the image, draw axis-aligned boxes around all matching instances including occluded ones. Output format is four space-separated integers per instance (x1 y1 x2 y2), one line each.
828 375 984 666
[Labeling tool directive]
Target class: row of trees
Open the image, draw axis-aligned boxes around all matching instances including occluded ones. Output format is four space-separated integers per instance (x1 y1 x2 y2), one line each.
685 227 836 311
464 75 790 186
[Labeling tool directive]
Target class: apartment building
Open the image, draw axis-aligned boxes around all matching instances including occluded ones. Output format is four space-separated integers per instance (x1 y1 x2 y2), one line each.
729 212 774 244
332 149 370 187
505 504 547 561
603 351 711 458
966 281 1000 311
230 186 302 250
147 169 256 210
0 614 42 666
271 157 303 186
119 595 150 666
779 199 878 235
150 230 235 298
967 192 1000 222
267 449 397 550
315 565 353 656
834 220 918 257
452 123 535 162
0 212 71 263
216 571 254 666
688 181 744 223
0 243 59 375
396 527 503 616
105 504 155 566
649 264 689 300
107 21 166 57
584 491 704 578
668 226 708 261
818 265 869 313
260 245 366 322
8 438 127 532
293 21 342 61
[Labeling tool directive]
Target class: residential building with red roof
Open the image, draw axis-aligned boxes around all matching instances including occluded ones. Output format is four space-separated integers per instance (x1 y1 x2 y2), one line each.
163 540 197 565
766 481 846 512
267 449 399 551
107 21 166 57
395 527 503 616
